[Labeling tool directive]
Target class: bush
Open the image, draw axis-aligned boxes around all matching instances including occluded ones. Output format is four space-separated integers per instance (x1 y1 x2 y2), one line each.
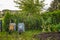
51 23 60 32
3 10 60 32
14 13 42 30
4 11 11 32
12 10 60 31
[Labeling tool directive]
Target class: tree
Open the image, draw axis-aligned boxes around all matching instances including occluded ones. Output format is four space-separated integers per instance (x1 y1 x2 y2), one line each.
48 0 60 12
14 0 44 30
15 0 44 14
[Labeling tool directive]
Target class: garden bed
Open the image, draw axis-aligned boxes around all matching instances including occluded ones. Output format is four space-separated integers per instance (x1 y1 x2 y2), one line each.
34 32 60 40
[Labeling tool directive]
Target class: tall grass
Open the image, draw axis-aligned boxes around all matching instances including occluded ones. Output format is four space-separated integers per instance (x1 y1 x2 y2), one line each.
0 30 40 40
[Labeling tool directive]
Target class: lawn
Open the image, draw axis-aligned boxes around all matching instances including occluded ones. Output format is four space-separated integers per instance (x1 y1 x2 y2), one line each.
0 30 40 40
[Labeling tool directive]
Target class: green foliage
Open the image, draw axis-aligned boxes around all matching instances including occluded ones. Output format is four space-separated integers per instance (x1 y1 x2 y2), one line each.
15 0 44 14
14 0 44 30
0 30 40 40
51 23 60 32
13 13 42 30
4 11 11 31
48 0 60 12
10 10 60 32
40 10 60 32
2 9 60 32
43 10 60 24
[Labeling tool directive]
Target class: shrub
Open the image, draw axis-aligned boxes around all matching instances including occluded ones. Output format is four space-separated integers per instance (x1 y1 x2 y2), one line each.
51 23 60 32
4 11 11 32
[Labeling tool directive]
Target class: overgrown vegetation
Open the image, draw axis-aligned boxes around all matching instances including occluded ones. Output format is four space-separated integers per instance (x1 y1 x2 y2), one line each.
2 10 60 32
0 0 60 40
0 30 40 40
4 10 11 32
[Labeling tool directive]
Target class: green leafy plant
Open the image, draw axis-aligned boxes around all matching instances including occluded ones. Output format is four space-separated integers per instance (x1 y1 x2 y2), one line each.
4 10 11 32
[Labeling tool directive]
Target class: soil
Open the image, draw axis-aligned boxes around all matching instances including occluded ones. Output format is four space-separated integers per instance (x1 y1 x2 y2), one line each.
34 32 60 40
